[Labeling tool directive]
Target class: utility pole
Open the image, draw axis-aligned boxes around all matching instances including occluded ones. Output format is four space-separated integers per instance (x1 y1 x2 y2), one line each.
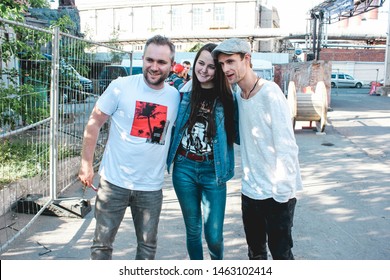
378 0 390 96
384 0 390 89
310 10 324 61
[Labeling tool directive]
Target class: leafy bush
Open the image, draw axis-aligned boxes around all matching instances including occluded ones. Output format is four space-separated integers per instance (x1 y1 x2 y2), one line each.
0 139 46 186
0 79 50 130
0 138 79 188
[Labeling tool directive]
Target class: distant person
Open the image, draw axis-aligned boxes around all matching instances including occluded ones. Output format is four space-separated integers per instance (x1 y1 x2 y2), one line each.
78 35 180 260
212 38 303 260
166 43 237 260
182 60 192 82
166 63 185 90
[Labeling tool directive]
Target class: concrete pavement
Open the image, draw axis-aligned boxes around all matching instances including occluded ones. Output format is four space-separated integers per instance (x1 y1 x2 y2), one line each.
1 92 389 260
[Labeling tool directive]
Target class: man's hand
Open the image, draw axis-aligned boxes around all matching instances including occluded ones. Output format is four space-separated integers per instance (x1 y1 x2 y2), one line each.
78 163 94 187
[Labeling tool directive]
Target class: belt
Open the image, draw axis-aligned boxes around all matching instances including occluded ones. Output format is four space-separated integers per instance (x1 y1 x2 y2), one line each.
178 147 213 162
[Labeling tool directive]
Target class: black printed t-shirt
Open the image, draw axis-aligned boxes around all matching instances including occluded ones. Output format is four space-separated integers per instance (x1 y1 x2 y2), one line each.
180 87 217 155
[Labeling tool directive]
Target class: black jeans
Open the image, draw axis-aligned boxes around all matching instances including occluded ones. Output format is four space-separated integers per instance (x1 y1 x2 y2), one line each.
241 195 297 260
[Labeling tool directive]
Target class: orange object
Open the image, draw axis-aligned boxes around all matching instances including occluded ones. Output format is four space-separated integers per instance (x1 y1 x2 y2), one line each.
302 86 313 93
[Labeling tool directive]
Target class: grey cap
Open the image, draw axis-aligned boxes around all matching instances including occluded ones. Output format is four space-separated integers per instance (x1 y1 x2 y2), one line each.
211 38 251 58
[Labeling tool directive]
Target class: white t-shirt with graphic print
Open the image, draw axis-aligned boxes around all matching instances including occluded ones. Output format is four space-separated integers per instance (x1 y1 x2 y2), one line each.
97 74 180 191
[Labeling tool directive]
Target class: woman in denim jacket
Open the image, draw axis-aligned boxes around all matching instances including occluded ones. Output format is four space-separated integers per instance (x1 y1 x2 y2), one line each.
166 43 237 260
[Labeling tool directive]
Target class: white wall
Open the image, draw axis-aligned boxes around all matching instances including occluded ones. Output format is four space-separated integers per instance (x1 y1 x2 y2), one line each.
332 61 385 84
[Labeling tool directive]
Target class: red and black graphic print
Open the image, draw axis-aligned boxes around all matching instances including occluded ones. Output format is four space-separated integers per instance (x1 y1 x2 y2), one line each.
131 101 169 145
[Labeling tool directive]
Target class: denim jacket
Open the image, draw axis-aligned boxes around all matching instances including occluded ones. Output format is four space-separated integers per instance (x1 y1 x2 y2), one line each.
166 82 237 185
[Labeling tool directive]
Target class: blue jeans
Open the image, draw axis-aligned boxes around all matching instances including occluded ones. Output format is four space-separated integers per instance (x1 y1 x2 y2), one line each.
91 178 162 260
172 154 227 260
242 195 297 260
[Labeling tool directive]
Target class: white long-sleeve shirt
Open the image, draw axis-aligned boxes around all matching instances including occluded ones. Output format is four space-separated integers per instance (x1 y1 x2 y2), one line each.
235 80 303 203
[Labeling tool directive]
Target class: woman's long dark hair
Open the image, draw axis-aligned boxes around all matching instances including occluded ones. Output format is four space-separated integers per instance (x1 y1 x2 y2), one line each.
186 43 236 146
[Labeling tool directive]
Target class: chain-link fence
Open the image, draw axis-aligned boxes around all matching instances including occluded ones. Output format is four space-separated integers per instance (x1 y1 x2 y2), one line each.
0 17 132 253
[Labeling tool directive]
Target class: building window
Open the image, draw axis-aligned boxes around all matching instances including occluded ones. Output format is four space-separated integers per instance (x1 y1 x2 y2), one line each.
152 7 164 30
114 8 132 34
193 6 204 29
96 9 114 39
176 44 183 51
134 45 143 51
133 7 149 32
152 6 170 31
172 6 185 31
214 4 226 27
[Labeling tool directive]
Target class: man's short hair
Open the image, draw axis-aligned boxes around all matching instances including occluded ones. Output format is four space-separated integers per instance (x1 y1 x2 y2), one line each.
144 35 175 62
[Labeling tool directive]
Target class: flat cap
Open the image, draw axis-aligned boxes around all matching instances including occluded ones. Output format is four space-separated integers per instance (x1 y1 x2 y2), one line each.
211 38 251 58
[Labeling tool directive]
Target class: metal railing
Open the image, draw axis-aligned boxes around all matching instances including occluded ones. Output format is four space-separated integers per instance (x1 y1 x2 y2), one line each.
0 17 132 253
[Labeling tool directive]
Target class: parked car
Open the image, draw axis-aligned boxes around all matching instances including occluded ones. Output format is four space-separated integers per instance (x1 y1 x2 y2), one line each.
43 54 94 101
18 53 94 102
98 63 143 92
331 73 363 88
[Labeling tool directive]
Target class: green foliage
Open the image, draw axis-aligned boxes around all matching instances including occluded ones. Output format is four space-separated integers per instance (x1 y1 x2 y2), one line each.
0 139 46 186
0 80 49 129
30 0 50 8
0 138 78 187
0 1 49 20
0 0 29 21
0 1 88 189
1 5 89 116
188 43 203 52
107 31 124 64
1 15 52 65
51 14 75 33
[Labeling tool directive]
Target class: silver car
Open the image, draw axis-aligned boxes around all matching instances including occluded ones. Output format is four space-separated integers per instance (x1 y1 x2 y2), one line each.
331 73 363 88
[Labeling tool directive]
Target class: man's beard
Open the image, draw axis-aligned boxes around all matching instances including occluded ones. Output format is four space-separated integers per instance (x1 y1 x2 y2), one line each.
144 71 169 87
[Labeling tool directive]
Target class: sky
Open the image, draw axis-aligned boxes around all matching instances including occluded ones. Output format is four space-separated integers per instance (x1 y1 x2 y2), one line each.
270 0 324 32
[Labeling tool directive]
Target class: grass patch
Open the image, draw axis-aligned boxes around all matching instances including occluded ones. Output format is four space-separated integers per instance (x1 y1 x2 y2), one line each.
0 139 78 189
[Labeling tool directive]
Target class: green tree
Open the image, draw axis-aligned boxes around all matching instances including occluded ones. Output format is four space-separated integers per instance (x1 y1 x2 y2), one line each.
0 0 49 20
0 0 29 21
189 43 203 52
107 30 124 64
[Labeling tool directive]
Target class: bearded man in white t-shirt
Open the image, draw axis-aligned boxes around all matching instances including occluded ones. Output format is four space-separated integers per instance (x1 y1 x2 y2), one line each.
78 35 180 260
212 38 303 260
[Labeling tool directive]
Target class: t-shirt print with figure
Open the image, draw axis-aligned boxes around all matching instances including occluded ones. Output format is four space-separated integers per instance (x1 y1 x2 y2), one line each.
130 100 169 145
181 97 214 155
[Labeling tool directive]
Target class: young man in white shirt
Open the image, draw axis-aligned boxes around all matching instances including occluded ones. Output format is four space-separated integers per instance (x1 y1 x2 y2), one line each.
79 35 180 260
212 38 303 260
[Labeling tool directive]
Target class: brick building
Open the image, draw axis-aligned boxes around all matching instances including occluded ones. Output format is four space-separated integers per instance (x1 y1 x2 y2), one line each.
320 49 385 62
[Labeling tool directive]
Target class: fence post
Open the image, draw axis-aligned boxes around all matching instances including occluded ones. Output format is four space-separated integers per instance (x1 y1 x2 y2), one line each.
50 27 60 201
